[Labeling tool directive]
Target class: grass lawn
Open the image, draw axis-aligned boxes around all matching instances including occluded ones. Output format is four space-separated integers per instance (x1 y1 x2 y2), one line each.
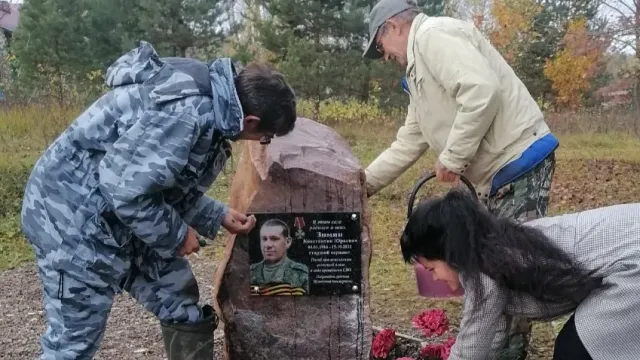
3 119 640 359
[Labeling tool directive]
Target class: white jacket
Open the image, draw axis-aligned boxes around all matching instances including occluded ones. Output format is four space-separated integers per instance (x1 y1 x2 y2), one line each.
365 14 551 198
451 203 640 359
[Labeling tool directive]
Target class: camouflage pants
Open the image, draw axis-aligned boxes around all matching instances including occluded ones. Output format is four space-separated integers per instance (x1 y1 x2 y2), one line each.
32 240 205 360
483 152 556 360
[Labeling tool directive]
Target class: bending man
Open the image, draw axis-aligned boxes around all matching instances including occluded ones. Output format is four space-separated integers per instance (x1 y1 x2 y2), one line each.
362 1 559 357
21 41 297 360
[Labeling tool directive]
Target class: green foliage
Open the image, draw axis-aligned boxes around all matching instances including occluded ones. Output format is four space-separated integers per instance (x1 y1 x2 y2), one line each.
0 160 31 218
0 102 78 270
255 0 372 111
0 100 639 273
130 0 233 58
0 103 75 220
0 104 78 152
0 31 14 93
0 108 38 269
251 0 412 112
0 213 34 270
10 0 108 103
2 0 629 111
417 0 447 16
297 97 405 126
9 0 237 105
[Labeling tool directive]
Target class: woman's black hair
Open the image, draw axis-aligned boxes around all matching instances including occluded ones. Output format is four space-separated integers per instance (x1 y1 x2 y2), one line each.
400 188 606 306
235 62 297 137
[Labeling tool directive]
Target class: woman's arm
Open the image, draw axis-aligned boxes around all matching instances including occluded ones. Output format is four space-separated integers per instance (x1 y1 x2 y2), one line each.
448 273 509 359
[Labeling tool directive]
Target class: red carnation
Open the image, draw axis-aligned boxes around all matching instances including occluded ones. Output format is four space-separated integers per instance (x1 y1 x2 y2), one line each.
397 358 416 360
412 309 449 337
372 328 396 359
420 343 444 359
441 336 456 360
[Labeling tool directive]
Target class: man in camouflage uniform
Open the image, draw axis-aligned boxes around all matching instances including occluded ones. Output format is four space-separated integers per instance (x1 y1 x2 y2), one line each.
20 41 297 360
251 219 310 295
362 1 559 358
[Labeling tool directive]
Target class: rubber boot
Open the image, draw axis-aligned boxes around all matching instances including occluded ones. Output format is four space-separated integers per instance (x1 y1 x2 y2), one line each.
160 304 218 360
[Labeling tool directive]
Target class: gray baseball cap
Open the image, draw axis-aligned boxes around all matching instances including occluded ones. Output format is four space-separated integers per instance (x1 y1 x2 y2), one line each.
363 0 419 59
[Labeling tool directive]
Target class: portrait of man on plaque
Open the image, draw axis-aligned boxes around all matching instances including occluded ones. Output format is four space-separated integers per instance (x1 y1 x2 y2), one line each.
249 217 310 296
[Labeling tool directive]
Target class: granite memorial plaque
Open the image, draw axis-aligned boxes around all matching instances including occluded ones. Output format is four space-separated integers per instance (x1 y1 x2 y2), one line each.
248 212 362 296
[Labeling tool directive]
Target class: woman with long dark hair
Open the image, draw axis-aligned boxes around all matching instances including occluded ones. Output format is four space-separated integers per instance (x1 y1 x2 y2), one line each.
401 188 640 360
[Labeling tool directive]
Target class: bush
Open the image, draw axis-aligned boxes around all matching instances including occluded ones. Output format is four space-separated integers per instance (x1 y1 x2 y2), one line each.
295 98 640 138
297 98 405 126
0 161 33 218
0 102 77 213
0 103 78 153
0 102 73 219
0 102 71 269
0 158 35 270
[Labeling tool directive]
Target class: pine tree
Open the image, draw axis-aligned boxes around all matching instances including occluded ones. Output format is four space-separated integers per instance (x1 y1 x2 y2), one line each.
418 0 447 16
11 0 237 104
256 0 375 116
11 0 97 102
133 0 232 58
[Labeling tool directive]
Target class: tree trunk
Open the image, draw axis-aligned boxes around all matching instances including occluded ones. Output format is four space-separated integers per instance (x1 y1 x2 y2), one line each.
633 81 640 113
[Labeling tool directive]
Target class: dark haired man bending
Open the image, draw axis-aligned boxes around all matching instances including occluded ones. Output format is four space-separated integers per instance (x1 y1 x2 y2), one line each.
21 41 297 360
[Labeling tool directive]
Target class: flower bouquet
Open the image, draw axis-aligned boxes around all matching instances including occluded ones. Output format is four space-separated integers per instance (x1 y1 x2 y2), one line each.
371 309 456 360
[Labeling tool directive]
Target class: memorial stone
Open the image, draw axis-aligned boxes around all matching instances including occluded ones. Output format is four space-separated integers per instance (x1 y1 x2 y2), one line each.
212 118 373 360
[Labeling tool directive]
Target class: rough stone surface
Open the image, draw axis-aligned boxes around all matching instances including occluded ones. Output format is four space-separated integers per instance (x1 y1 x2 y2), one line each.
213 118 373 360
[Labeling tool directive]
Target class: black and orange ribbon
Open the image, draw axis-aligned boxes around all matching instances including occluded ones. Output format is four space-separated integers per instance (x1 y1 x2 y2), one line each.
255 283 307 296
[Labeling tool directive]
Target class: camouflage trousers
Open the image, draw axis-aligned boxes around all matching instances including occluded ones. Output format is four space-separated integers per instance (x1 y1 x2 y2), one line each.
31 240 205 360
483 152 556 360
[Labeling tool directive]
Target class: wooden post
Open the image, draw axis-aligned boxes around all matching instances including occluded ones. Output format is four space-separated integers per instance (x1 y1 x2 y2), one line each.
212 118 373 359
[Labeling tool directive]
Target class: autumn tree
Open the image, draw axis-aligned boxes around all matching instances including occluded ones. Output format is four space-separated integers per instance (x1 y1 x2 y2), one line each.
488 0 542 64
486 0 604 102
543 17 611 109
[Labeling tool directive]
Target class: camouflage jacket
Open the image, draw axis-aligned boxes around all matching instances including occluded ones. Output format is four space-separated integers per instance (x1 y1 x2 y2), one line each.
21 41 242 288
250 257 310 294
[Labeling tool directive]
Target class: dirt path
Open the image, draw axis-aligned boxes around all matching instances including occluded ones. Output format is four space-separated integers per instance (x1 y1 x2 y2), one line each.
0 254 224 359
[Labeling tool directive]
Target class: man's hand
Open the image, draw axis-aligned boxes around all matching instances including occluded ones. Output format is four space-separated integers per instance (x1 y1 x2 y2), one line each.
179 227 200 256
435 159 460 183
222 208 256 235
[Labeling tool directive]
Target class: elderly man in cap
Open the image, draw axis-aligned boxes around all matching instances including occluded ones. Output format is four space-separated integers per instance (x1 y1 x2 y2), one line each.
363 0 560 359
